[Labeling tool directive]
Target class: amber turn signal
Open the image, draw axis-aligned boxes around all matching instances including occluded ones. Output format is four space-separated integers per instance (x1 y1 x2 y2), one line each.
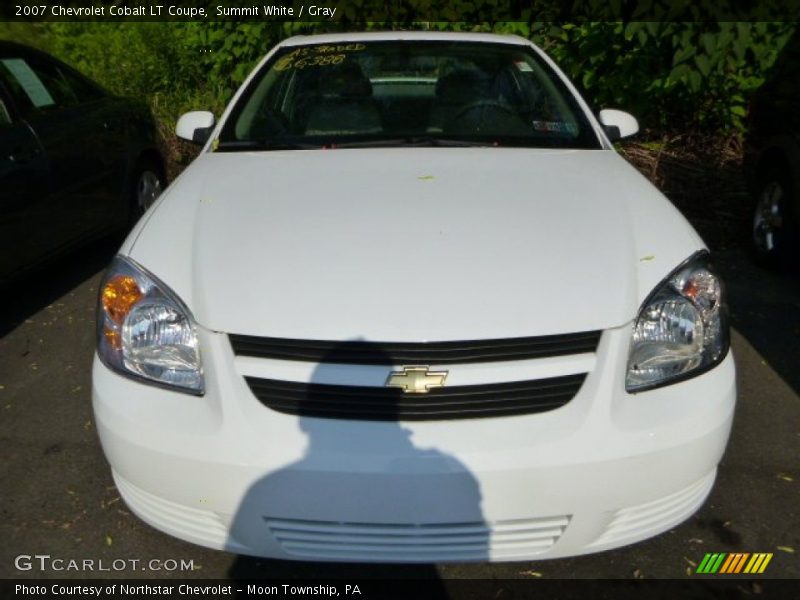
102 275 142 324
103 325 122 350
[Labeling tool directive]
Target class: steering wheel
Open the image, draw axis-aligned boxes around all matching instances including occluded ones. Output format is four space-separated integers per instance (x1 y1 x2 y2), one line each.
250 108 292 137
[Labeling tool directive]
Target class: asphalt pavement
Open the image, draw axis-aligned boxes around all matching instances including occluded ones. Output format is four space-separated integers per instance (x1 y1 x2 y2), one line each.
1 236 798 581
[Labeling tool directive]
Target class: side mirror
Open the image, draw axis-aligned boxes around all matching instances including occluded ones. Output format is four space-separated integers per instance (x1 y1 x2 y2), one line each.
176 111 216 145
598 109 639 142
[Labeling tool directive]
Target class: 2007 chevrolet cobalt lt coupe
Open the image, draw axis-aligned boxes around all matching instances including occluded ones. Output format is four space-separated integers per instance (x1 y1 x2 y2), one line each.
92 32 735 562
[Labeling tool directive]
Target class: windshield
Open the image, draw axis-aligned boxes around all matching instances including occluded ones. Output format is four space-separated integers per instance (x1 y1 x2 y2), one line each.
218 41 602 150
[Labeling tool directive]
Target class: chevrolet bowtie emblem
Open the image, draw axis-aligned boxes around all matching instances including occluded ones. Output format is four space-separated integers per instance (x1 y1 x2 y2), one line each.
385 366 448 394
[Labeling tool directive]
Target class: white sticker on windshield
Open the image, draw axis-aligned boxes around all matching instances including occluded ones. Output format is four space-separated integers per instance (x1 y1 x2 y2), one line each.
1 58 55 108
514 60 533 72
532 120 579 135
0 98 10 125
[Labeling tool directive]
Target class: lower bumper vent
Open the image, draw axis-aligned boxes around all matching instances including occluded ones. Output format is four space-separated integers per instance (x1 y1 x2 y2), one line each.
266 515 570 561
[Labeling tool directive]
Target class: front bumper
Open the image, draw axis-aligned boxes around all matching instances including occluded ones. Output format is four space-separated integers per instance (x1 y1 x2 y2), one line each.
92 323 736 562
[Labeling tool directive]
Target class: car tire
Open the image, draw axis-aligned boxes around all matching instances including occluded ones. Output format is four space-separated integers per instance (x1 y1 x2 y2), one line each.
129 158 166 227
751 167 798 268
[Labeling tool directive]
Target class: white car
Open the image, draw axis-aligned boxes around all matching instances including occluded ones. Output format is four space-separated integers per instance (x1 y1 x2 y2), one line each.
92 31 735 563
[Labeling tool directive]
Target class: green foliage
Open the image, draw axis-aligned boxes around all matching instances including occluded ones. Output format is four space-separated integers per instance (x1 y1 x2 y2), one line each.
0 20 794 133
529 21 794 131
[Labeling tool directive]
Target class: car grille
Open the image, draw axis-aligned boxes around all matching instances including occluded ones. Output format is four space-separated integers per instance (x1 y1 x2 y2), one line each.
266 515 571 561
229 330 601 364
231 332 600 421
244 373 586 420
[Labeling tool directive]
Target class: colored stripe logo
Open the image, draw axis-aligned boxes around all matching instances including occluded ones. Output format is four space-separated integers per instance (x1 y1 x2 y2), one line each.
696 553 773 574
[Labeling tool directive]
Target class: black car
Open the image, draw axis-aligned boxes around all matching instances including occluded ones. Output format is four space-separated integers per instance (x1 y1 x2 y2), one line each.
744 31 800 267
0 41 166 284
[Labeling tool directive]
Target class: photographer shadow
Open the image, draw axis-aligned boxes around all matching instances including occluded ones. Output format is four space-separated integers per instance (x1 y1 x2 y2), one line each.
228 340 486 585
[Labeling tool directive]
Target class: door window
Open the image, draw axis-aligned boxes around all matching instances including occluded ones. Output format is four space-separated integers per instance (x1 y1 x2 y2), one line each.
0 53 103 118
0 57 63 111
0 96 11 126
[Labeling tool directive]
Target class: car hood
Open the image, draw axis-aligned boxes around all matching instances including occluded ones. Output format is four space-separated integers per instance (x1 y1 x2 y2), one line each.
128 148 704 341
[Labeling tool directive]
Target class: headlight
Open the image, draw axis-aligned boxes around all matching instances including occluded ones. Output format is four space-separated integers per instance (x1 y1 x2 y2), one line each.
626 251 729 392
97 256 204 395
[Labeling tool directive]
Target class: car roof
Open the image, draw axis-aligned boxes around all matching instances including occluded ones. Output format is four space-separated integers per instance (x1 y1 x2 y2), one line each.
0 40 29 48
0 40 64 63
0 40 44 54
280 31 531 47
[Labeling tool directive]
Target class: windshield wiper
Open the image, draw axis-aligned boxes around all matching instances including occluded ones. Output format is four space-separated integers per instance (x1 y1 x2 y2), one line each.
215 140 322 151
329 136 495 148
216 136 499 151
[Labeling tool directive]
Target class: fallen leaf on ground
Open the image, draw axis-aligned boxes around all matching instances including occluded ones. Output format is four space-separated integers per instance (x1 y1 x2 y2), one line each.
105 535 113 546
519 570 542 577
107 497 120 507
777 473 794 482
777 546 795 553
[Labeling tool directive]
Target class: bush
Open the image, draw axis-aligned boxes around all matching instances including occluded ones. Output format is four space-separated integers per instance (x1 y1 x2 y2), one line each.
527 21 794 131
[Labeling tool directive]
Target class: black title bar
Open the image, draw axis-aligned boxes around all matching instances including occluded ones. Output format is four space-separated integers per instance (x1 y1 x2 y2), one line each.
2 0 800 22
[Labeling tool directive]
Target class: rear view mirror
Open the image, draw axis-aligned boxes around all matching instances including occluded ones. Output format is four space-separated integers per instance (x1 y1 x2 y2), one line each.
176 111 216 145
598 109 639 142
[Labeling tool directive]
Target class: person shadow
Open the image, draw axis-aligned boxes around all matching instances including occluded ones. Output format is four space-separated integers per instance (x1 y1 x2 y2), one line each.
227 340 487 585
